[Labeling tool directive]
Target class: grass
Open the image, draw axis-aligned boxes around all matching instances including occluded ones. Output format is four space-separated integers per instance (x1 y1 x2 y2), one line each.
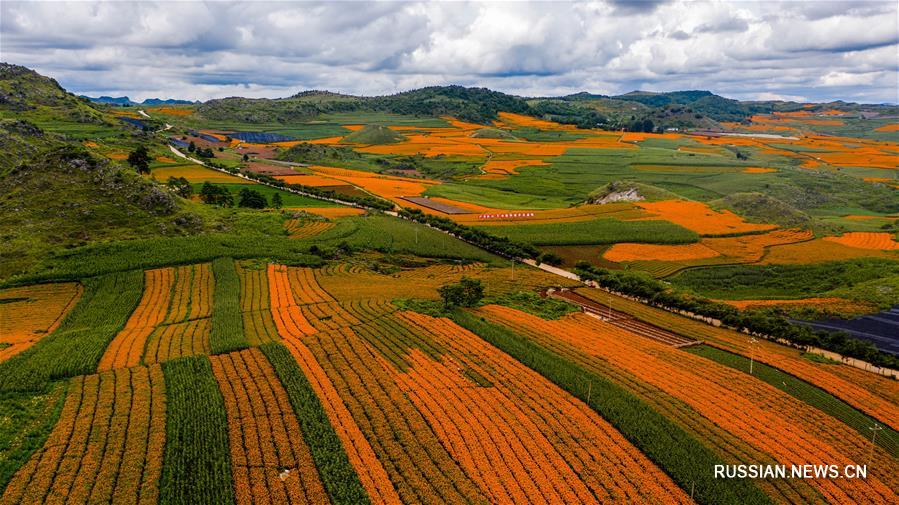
449 309 771 505
159 356 235 505
189 183 343 208
209 258 249 354
6 214 499 286
687 344 898 458
478 218 700 246
0 383 67 492
260 343 371 505
0 271 144 392
486 291 579 319
669 258 899 301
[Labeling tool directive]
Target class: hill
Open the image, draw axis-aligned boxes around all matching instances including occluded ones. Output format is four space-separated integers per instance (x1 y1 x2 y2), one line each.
340 124 406 144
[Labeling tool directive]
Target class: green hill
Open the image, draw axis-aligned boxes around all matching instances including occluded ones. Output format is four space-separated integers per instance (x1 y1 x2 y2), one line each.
712 192 814 229
470 127 517 140
340 124 406 144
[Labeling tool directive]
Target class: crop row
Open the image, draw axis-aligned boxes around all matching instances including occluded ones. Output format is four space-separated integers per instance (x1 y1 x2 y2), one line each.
478 305 898 503
284 219 334 239
449 308 770 505
159 356 235 505
573 287 899 430
394 310 691 504
210 258 249 354
210 348 329 504
0 271 144 392
235 262 280 345
0 385 67 493
1 365 166 504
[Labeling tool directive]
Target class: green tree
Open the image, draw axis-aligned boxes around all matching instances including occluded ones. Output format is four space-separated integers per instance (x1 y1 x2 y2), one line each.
271 192 283 209
127 145 152 174
242 153 249 162
166 176 193 198
187 140 196 153
438 277 484 308
238 188 267 209
199 182 233 207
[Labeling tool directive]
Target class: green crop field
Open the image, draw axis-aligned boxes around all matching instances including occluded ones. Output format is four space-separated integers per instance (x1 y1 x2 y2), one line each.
478 218 699 245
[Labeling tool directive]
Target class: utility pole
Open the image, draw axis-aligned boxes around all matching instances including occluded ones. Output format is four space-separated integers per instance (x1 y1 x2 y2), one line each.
749 337 758 375
868 423 883 466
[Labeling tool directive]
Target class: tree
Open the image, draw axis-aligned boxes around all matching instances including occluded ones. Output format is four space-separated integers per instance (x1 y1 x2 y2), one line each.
271 192 283 209
438 277 484 308
127 145 152 174
538 252 563 266
199 182 233 207
188 140 196 153
242 153 249 162
237 188 267 209
166 176 193 198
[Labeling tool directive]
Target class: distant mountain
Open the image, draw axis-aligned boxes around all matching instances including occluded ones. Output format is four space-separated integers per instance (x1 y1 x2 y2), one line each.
81 95 195 106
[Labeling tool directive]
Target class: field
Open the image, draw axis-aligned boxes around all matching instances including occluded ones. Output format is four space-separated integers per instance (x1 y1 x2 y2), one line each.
3 65 899 505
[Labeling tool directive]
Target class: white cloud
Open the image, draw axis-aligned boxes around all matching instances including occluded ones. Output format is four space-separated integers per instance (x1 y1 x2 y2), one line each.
1 0 896 103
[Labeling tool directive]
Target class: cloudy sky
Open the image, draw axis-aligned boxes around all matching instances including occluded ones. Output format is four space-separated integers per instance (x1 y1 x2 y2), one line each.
2 0 897 103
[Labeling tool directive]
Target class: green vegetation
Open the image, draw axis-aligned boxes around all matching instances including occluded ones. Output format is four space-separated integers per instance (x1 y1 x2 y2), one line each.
438 277 485 308
711 192 814 229
487 291 579 319
470 127 517 140
670 258 899 301
588 181 681 203
260 343 371 505
191 183 341 208
209 258 248 354
0 271 143 392
687 345 898 458
575 263 898 369
449 309 771 505
479 218 699 246
159 356 235 505
0 384 66 491
341 124 405 144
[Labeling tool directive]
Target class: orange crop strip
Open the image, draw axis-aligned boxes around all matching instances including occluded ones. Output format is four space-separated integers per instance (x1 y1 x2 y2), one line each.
290 207 366 218
267 265 317 336
236 263 280 345
823 232 899 251
99 268 175 371
635 200 777 235
395 311 691 504
571 288 899 432
210 348 329 505
143 318 212 364
0 282 83 362
2 365 166 504
284 219 334 238
702 228 813 262
478 305 898 502
763 238 899 264
603 242 720 262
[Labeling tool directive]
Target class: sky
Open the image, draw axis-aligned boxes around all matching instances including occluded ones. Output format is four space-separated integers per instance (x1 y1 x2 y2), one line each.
2 0 897 104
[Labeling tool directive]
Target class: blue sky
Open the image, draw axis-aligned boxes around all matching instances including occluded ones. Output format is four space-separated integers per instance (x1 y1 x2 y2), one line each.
2 0 897 103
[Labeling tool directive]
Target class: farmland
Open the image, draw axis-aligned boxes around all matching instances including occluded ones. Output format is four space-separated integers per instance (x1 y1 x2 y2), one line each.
2 62 898 505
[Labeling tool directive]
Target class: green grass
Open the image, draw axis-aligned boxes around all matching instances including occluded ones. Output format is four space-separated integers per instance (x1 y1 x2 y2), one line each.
0 271 144 392
449 309 770 505
486 291 579 319
687 345 898 458
189 183 343 208
320 112 450 127
209 258 249 354
6 214 499 286
669 258 899 301
159 356 234 505
478 218 699 246
260 343 371 505
0 383 67 492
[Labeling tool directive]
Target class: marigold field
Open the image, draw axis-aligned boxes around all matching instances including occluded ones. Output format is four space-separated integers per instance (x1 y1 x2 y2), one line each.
2 255 896 505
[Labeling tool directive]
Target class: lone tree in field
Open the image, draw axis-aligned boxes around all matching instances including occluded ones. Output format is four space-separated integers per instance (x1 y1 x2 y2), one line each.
271 192 283 209
199 182 233 207
166 176 193 198
438 277 485 308
127 145 152 174
238 187 267 209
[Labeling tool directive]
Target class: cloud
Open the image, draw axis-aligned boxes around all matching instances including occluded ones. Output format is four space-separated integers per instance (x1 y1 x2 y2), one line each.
1 0 896 103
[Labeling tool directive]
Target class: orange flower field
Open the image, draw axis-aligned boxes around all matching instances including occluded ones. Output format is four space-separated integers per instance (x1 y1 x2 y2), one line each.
477 305 898 503
0 282 82 362
2 365 167 504
603 242 721 262
283 219 334 238
636 200 777 235
823 232 899 251
210 348 328 505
